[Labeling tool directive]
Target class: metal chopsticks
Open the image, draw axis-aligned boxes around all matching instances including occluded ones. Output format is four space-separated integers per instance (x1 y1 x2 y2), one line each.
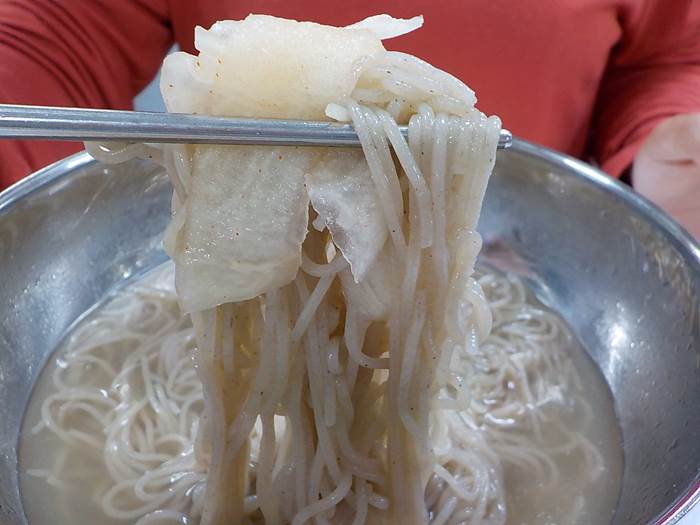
0 104 512 149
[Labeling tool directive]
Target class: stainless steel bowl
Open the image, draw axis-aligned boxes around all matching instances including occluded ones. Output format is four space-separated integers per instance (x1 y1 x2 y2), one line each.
0 141 698 524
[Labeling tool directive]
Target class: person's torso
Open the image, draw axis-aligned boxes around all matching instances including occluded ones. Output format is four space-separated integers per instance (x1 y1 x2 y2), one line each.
168 0 628 157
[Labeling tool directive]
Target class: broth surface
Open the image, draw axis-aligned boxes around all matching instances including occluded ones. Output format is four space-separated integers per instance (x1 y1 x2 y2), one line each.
19 265 623 525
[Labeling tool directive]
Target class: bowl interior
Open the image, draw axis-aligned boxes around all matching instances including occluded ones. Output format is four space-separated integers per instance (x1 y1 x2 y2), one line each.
0 142 698 524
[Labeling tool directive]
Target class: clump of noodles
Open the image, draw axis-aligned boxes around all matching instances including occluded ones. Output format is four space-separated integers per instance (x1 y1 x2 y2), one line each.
26 267 206 524
426 270 605 525
30 266 604 525
149 14 502 524
76 13 605 525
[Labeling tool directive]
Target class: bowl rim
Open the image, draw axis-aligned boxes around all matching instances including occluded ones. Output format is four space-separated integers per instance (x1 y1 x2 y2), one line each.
1 141 698 525
3 141 700 267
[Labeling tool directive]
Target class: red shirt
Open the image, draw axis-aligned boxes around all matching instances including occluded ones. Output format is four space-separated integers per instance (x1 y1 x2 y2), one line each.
1 0 699 189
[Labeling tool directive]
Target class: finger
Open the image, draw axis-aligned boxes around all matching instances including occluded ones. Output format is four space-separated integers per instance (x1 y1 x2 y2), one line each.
634 161 700 203
641 113 700 164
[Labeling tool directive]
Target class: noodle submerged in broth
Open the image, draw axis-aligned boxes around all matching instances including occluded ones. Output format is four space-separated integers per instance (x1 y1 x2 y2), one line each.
20 265 622 525
21 14 621 525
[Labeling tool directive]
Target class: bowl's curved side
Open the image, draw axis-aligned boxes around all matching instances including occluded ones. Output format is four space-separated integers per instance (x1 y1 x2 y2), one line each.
482 140 700 525
510 140 700 266
0 152 95 215
0 152 171 525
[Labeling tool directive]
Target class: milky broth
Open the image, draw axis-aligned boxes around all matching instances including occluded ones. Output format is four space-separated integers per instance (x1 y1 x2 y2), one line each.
19 266 623 525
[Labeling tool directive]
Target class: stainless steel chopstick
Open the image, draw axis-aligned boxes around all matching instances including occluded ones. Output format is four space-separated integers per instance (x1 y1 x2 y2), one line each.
0 104 513 149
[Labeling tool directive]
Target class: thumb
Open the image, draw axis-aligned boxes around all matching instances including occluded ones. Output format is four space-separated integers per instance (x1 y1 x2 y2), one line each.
639 113 700 164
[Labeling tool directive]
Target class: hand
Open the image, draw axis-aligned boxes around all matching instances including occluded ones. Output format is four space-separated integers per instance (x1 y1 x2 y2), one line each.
633 113 700 239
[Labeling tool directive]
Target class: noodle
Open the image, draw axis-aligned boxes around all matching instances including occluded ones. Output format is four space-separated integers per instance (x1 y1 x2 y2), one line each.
28 268 205 522
28 265 605 524
25 14 610 525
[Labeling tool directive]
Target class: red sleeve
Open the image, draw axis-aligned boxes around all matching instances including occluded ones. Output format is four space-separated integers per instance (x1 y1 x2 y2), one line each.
593 0 700 178
0 0 173 189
